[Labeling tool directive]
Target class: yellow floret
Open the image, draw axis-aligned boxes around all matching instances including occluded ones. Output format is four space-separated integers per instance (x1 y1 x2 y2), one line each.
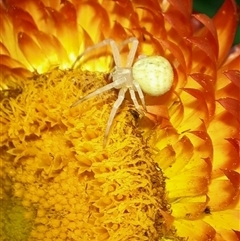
0 69 173 240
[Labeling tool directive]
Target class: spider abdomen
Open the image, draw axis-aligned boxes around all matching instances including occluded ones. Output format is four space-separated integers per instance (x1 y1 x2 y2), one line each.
132 56 174 96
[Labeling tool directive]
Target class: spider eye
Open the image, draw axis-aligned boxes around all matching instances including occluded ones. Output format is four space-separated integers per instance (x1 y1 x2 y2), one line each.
132 56 174 96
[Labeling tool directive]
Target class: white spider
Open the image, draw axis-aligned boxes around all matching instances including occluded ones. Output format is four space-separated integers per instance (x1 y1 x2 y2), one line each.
71 37 174 146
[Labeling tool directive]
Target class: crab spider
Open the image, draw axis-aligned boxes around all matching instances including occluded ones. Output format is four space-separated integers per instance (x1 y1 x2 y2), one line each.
71 37 174 146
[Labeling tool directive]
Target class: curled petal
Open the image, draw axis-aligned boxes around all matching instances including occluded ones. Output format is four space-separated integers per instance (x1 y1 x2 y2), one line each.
168 94 184 129
220 46 240 71
204 209 240 236
234 231 240 240
207 178 238 211
18 32 48 72
32 31 69 67
226 138 240 157
186 36 217 64
159 209 174 232
154 145 175 170
182 87 209 125
213 0 238 66
166 173 209 199
45 4 79 60
192 14 219 59
135 7 165 41
0 55 27 68
174 219 216 240
9 6 38 33
166 156 211 199
222 169 240 191
164 136 193 177
217 98 240 122
223 70 240 89
192 14 218 50
215 230 240 241
208 118 239 177
0 64 32 90
75 1 110 42
159 39 187 72
163 11 192 38
166 0 191 18
0 42 10 55
144 104 170 123
189 131 213 160
224 44 240 67
171 195 209 219
190 73 215 118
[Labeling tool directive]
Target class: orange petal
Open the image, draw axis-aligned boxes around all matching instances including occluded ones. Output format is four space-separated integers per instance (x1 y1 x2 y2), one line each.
192 14 218 50
189 131 213 160
135 6 166 41
167 92 184 129
159 39 187 72
46 3 79 60
182 87 209 125
226 138 240 158
234 231 240 240
0 55 26 68
163 11 192 38
223 70 240 88
208 98 239 177
217 98 240 122
18 32 48 72
223 169 240 193
0 42 11 56
213 0 238 66
190 73 216 118
159 209 174 232
215 229 240 241
166 168 209 199
207 176 239 211
174 219 216 240
192 14 219 61
203 209 240 234
218 46 240 73
32 31 69 67
0 64 32 84
186 35 217 64
171 195 208 219
75 1 110 42
154 145 175 170
144 105 170 124
9 5 38 33
167 0 191 19
164 136 193 176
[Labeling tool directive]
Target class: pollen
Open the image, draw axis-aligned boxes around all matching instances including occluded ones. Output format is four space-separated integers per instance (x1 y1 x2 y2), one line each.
0 68 172 240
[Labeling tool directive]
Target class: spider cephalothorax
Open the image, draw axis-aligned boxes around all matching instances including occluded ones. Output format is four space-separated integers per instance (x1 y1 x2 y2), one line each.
71 37 174 146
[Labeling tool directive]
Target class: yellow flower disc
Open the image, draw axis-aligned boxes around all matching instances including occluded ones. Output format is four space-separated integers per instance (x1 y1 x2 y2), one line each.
0 69 179 240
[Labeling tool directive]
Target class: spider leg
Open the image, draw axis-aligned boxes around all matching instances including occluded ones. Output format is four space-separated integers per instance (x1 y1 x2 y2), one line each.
129 89 144 115
103 88 127 147
71 78 125 107
118 37 139 67
132 80 147 111
108 66 117 81
72 39 121 69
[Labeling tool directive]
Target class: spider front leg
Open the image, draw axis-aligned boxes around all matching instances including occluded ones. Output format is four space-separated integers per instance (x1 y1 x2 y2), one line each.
117 37 139 67
72 39 121 69
71 77 126 107
104 88 127 147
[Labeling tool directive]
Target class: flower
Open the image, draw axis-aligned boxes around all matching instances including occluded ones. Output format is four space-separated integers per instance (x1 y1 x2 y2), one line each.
0 0 239 240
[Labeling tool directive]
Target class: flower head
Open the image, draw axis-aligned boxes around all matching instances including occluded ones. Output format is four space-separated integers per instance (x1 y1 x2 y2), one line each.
0 0 239 240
